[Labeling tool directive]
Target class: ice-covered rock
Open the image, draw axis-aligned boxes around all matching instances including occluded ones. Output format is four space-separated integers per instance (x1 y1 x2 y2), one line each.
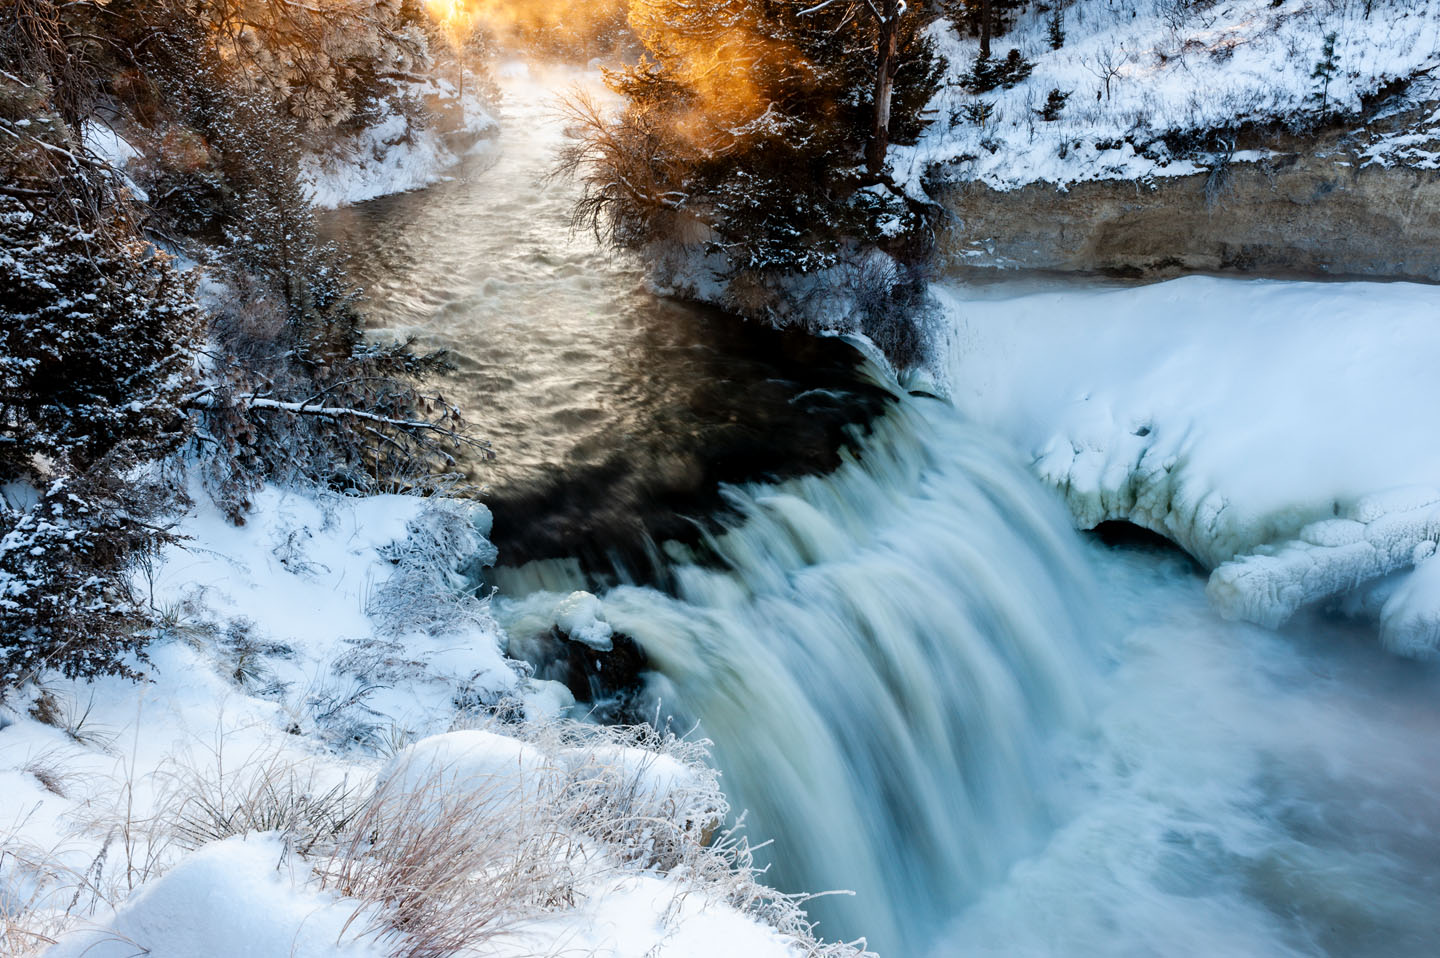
554 590 615 650
1379 548 1440 657
940 277 1440 651
1207 489 1440 635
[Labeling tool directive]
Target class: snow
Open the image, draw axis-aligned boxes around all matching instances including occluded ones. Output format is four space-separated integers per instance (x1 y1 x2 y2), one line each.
563 745 699 808
554 590 615 650
890 0 1440 194
1 481 835 957
378 729 559 812
490 873 801 958
1359 76 1440 170
80 123 149 202
1378 544 1440 654
45 836 386 958
302 77 498 209
81 124 139 169
939 275 1440 651
144 485 520 737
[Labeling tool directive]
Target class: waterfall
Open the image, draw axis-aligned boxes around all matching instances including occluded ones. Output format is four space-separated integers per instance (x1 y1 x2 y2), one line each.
501 382 1103 954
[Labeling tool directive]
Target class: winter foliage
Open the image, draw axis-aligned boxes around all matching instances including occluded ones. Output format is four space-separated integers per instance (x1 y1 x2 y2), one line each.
0 0 490 681
0 74 203 682
559 0 945 351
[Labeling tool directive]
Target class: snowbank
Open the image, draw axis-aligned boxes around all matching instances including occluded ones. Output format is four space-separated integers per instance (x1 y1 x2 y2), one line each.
0 483 856 957
940 275 1440 651
46 836 385 958
146 486 520 735
891 0 1440 194
378 729 558 812
491 872 802 958
302 77 498 209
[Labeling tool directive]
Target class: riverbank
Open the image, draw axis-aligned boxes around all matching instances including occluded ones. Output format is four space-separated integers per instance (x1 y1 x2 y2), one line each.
0 62 873 956
890 0 1440 282
0 481 866 957
940 274 1440 653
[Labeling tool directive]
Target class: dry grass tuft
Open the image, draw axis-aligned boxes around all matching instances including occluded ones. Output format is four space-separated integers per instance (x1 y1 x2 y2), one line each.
5 718 873 958
315 761 582 958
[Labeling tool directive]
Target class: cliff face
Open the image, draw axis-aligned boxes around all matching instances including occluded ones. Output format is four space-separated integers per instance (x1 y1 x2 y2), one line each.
935 160 1440 282
931 94 1440 283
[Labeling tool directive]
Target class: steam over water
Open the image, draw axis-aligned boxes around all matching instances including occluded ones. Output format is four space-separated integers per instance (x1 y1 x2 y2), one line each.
338 64 1440 958
322 63 890 571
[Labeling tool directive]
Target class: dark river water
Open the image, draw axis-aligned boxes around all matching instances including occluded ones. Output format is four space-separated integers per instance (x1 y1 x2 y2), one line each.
321 63 890 577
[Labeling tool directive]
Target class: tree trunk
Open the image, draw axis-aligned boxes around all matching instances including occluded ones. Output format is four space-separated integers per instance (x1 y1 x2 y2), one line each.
979 0 992 59
867 0 901 176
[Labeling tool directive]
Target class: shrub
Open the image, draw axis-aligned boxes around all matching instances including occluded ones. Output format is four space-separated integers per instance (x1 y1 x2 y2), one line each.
0 85 202 684
1037 87 1071 121
964 48 1033 93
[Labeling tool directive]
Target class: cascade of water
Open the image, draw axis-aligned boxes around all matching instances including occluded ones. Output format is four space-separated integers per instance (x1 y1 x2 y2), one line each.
502 387 1104 954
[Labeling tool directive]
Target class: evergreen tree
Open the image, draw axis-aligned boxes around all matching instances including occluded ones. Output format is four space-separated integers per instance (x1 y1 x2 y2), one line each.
1037 87 1069 120
0 79 203 683
1310 32 1339 116
563 0 943 276
1047 6 1065 50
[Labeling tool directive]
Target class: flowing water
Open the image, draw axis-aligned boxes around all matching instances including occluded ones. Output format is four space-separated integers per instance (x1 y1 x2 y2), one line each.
335 64 1440 958
321 62 891 575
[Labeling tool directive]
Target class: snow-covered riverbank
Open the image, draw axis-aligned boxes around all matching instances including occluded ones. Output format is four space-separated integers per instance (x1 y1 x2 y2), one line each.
1 63 866 955
941 275 1440 653
0 484 861 957
302 74 500 209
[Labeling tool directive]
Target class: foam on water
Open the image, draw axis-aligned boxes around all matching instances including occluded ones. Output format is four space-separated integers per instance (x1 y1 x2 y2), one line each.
500 387 1440 957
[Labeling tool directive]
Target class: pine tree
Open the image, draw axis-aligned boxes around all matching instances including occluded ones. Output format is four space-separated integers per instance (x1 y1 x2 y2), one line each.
1037 87 1069 120
1047 6 1066 50
563 0 943 275
0 82 203 683
1310 32 1339 116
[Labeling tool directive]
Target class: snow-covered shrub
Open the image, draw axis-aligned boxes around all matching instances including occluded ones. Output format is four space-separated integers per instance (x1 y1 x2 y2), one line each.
15 714 870 958
369 499 498 639
179 0 430 135
560 1 944 365
161 747 367 856
195 225 484 517
0 91 203 685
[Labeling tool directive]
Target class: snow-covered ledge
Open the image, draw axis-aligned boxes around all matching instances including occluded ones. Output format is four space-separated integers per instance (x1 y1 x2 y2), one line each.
940 276 1440 654
302 75 499 209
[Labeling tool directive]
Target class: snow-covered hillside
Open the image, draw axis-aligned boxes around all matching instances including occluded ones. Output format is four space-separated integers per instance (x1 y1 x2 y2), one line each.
302 75 500 209
892 0 1440 192
940 275 1440 654
0 487 857 957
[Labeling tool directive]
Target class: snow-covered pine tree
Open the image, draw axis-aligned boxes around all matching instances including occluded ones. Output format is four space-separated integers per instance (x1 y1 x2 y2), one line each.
0 78 203 684
1310 32 1340 117
562 0 943 276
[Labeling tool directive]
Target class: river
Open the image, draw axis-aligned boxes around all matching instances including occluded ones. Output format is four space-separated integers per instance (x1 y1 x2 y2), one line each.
326 62 1440 958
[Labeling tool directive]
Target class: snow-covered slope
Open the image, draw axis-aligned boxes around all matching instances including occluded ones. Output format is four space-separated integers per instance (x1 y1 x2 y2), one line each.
892 0 1440 193
940 275 1440 652
0 486 849 958
302 76 499 209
